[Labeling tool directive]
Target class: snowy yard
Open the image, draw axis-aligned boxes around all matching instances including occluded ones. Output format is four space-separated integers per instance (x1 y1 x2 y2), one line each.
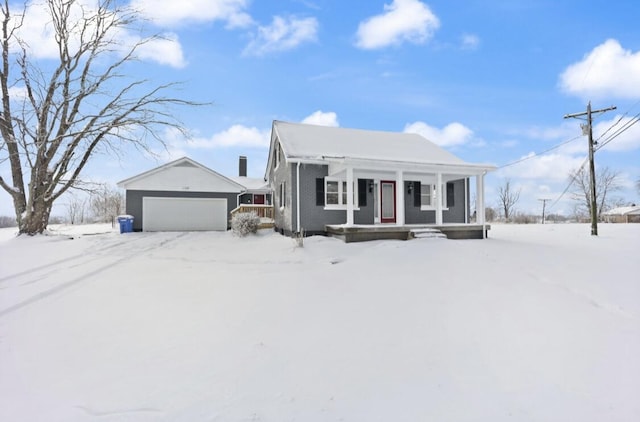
1 223 639 421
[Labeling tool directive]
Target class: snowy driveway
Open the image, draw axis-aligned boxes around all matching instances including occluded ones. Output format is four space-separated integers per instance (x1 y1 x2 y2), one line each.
0 231 190 317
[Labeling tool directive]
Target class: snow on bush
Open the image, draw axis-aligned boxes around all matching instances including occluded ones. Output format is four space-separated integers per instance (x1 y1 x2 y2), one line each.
231 212 260 236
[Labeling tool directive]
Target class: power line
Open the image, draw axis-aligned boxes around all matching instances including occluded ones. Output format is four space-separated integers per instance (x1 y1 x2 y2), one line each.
595 112 640 152
547 156 589 211
497 134 583 169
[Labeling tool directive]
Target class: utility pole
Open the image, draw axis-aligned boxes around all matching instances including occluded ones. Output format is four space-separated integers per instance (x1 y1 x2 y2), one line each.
538 198 550 224
564 102 616 236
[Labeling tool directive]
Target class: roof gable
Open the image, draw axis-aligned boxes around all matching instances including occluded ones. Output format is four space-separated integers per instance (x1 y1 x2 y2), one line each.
117 157 244 193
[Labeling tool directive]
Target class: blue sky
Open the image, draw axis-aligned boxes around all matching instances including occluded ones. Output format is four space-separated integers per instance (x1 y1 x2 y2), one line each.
2 0 640 218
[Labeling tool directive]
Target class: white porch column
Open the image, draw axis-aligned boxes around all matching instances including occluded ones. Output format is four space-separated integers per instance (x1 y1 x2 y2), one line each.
476 173 486 239
435 172 443 225
346 167 354 226
396 170 405 226
464 177 469 223
476 173 486 225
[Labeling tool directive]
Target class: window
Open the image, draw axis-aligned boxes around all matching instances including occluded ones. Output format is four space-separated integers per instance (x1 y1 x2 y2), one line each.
279 182 286 208
274 142 280 168
420 184 433 207
341 181 348 205
318 178 368 207
326 180 339 205
324 178 357 209
420 183 449 210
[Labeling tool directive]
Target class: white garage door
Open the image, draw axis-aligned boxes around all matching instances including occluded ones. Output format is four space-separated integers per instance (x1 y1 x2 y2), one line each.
142 197 228 231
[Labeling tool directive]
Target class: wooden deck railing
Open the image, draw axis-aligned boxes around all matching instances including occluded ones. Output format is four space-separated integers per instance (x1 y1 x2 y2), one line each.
230 204 274 219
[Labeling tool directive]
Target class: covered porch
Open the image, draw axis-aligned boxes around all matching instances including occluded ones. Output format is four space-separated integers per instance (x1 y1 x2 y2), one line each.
305 157 492 240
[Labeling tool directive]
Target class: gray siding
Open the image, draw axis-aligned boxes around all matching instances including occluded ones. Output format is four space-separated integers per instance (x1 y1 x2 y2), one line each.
296 164 376 233
443 179 467 223
268 142 294 234
354 181 375 225
271 162 377 235
125 190 238 231
404 178 468 224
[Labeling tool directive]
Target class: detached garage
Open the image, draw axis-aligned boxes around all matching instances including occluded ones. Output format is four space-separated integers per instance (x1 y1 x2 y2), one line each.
117 157 245 232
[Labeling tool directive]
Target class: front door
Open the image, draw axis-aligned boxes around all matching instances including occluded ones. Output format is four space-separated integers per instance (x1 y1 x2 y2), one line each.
380 180 396 223
253 194 265 205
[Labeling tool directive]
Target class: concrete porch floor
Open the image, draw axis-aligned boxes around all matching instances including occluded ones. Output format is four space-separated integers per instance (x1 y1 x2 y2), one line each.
325 223 490 242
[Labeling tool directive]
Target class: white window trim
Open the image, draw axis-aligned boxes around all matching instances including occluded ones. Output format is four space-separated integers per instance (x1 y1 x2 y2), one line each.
420 183 449 211
324 177 359 210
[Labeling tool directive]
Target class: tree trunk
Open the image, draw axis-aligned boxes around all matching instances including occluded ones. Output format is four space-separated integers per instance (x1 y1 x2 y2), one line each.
18 197 52 235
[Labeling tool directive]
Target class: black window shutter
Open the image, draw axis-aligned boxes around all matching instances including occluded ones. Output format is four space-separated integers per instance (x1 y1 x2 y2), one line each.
413 182 421 207
316 178 324 206
447 182 455 208
358 179 367 207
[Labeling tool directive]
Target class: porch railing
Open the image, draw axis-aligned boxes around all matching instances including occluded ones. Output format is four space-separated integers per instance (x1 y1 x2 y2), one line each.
230 204 274 219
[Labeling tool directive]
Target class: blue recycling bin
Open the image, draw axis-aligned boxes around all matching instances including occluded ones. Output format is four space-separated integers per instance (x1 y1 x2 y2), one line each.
117 215 134 233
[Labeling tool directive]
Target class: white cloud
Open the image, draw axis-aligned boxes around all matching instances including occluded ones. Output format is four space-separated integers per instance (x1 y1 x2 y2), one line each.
301 111 339 127
559 39 640 99
10 2 186 68
135 33 186 68
355 0 440 50
461 33 480 50
11 2 59 59
130 0 253 28
188 125 271 149
522 122 582 142
146 127 189 161
8 86 28 101
243 15 318 56
499 152 588 183
403 121 473 147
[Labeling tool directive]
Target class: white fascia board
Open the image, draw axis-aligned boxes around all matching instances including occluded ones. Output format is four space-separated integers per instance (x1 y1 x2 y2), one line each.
291 155 495 176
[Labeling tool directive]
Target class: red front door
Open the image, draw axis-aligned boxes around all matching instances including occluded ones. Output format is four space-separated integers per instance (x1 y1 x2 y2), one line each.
253 194 265 205
380 181 396 223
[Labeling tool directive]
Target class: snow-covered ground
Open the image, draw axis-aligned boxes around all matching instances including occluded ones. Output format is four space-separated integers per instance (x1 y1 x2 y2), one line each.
1 223 638 422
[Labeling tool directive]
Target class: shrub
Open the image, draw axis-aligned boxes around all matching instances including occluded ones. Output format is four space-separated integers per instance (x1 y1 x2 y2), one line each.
231 212 260 236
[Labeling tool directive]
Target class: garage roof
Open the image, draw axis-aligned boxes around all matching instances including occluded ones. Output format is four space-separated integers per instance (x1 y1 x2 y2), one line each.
117 157 245 193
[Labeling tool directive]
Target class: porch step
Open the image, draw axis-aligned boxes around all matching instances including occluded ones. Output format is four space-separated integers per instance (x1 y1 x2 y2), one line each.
409 228 447 239
258 218 275 229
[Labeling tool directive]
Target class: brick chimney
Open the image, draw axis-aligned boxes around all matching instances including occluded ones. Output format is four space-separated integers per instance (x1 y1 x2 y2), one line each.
239 155 247 177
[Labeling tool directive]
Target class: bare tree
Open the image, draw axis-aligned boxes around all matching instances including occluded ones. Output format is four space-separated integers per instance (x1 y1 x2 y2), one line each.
89 184 123 223
497 179 521 222
569 165 622 220
65 192 88 225
0 0 199 235
484 206 497 222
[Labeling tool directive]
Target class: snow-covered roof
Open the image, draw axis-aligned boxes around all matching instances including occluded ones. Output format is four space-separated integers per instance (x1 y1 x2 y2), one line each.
271 120 495 172
230 176 269 191
603 205 640 216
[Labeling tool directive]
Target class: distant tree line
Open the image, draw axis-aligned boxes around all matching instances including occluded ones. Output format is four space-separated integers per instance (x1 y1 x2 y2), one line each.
485 166 632 224
0 184 123 228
